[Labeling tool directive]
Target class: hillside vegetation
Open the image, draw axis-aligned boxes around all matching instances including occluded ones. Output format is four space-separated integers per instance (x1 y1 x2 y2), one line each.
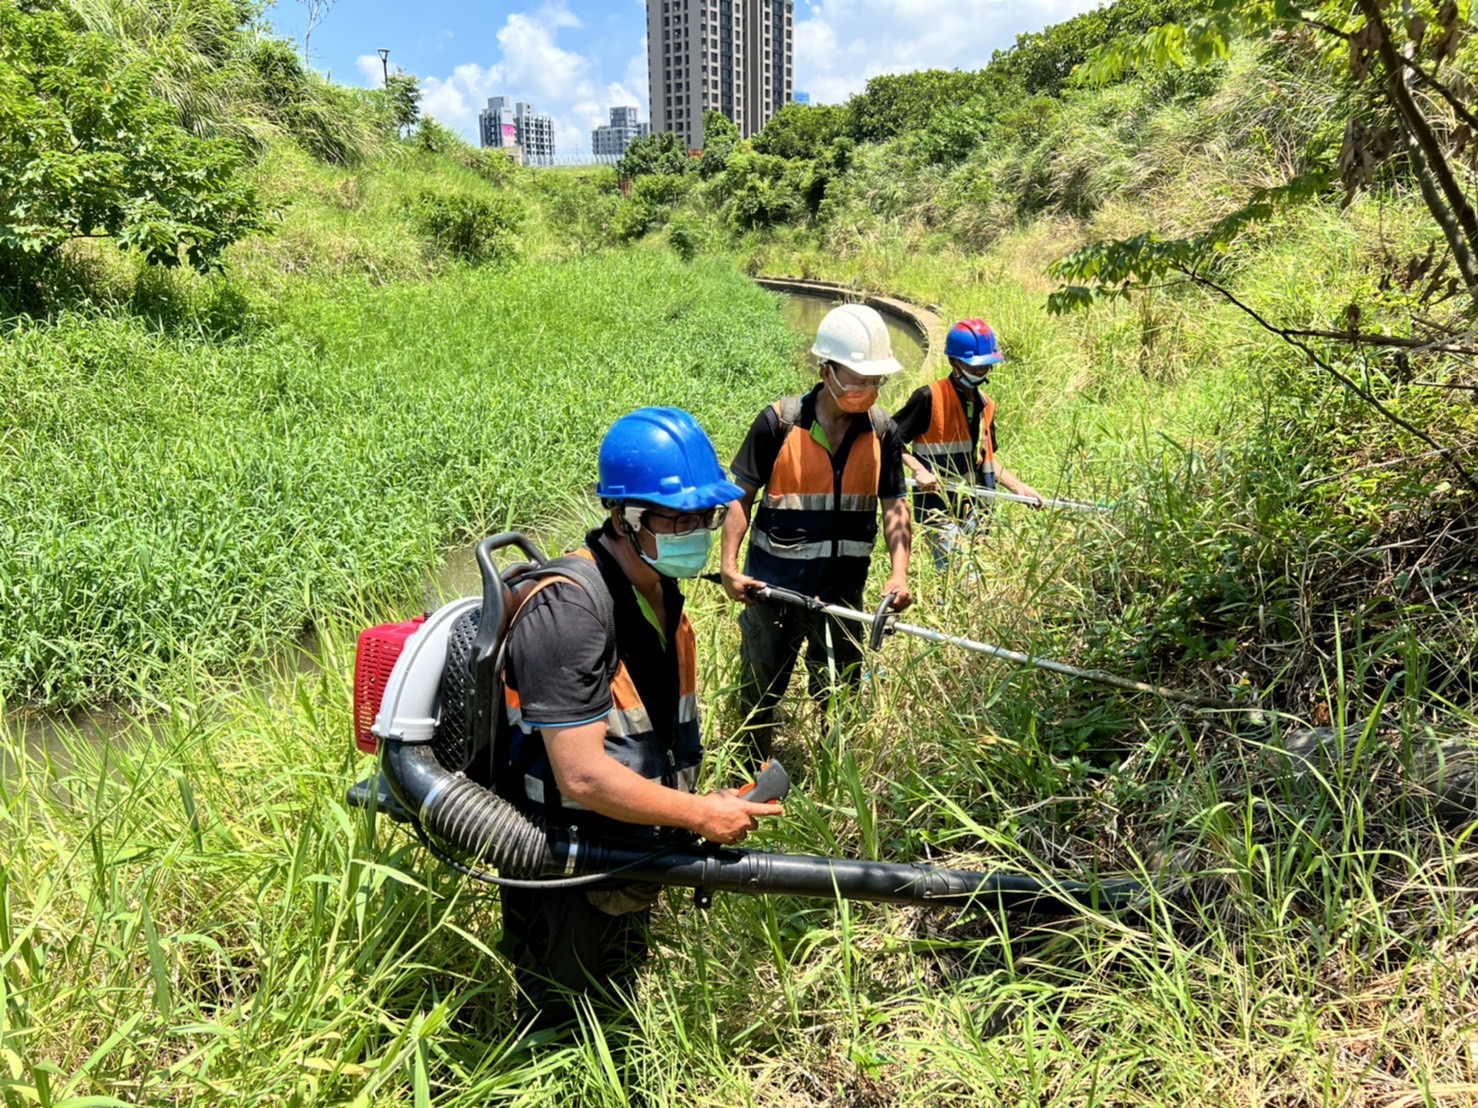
3 1 1477 1106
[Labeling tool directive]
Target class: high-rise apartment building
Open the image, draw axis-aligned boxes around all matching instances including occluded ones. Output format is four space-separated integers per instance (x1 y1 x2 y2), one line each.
744 0 793 138
646 0 792 151
592 106 650 159
478 97 556 166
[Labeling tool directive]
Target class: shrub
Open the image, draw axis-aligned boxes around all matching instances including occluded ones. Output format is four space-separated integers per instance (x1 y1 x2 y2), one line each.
722 151 810 230
0 3 266 311
915 95 998 166
407 190 525 263
632 173 691 207
617 131 692 179
250 39 388 165
668 218 702 262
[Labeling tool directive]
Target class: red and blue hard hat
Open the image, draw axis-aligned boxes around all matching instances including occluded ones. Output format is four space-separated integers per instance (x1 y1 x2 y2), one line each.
596 407 744 511
944 319 1005 367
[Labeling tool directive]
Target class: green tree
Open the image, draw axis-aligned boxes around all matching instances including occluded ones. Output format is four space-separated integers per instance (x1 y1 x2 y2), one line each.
915 94 1000 165
1051 0 1478 498
0 2 264 305
721 148 809 230
992 0 1208 94
752 102 848 161
698 109 740 177
845 70 999 144
617 130 692 179
381 72 423 132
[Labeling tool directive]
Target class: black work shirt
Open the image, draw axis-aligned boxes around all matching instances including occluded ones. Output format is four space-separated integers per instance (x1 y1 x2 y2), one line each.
730 385 908 498
892 379 999 456
504 524 684 739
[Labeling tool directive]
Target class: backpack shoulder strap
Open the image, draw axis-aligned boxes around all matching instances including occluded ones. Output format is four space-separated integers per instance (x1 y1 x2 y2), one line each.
775 395 802 433
509 551 619 683
867 405 889 443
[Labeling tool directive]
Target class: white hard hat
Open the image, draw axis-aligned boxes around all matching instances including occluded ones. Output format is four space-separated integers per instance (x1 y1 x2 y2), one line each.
810 304 902 377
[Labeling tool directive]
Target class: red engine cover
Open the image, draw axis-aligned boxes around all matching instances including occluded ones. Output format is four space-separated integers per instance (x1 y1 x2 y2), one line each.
353 616 427 754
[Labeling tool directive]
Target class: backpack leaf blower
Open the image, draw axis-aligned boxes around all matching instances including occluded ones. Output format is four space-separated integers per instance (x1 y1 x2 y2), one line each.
347 534 1143 915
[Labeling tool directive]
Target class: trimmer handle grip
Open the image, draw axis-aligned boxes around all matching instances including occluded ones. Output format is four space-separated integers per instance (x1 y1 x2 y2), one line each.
870 593 896 651
738 759 790 804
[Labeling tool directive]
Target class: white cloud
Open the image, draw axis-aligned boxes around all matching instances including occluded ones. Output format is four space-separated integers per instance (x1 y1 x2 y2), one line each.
624 38 650 116
371 1 1114 155
396 3 612 154
794 0 1106 103
355 53 385 86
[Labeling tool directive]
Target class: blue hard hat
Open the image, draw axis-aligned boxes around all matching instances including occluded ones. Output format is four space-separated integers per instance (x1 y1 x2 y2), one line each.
597 407 745 510
944 319 1005 367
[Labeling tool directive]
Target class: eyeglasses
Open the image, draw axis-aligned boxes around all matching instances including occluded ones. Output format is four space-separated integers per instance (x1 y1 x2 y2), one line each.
638 505 728 537
826 362 880 392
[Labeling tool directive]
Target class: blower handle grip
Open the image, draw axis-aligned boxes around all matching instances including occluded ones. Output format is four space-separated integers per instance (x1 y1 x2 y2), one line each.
737 759 790 804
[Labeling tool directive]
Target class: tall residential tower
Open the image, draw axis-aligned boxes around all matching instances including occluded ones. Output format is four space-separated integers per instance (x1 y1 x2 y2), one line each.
646 0 793 151
478 97 556 166
593 106 650 158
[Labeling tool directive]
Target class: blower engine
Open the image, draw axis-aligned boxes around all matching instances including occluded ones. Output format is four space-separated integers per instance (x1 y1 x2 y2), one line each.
347 534 1142 914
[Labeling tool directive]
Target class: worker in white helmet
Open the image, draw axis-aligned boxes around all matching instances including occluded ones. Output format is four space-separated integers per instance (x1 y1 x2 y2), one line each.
720 303 913 766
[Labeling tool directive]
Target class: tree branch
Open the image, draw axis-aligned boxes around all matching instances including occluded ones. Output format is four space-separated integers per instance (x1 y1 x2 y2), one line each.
1355 0 1478 301
1277 327 1478 354
1183 270 1478 500
1395 51 1478 135
1299 445 1474 487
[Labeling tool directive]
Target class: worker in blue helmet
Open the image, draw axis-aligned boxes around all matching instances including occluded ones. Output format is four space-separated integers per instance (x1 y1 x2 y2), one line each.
894 319 1042 572
497 407 781 1032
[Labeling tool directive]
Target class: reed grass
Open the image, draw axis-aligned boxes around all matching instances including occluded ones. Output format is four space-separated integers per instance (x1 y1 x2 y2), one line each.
0 252 800 708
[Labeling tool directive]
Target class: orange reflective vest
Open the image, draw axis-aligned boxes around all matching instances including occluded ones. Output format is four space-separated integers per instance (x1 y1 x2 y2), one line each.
748 394 884 597
503 547 699 834
911 378 997 485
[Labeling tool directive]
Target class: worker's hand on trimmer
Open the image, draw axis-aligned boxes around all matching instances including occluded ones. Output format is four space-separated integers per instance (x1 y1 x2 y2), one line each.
694 791 782 845
913 469 940 494
1020 485 1045 510
882 576 913 612
721 567 767 605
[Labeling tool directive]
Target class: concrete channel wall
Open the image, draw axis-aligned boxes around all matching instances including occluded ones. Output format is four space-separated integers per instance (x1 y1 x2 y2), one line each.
753 276 945 372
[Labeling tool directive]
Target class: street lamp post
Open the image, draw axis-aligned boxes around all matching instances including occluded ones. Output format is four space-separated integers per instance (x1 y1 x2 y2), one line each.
377 48 390 86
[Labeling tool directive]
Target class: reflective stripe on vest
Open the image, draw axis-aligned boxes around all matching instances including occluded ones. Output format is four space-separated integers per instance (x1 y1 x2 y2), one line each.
751 399 881 564
913 379 996 482
503 549 701 816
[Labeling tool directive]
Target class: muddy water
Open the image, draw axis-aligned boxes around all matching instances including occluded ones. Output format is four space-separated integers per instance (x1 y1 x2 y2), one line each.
778 293 928 375
5 293 924 758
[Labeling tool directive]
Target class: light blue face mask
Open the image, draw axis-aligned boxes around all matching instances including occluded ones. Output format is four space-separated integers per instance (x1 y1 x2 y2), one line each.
956 367 990 388
639 529 714 579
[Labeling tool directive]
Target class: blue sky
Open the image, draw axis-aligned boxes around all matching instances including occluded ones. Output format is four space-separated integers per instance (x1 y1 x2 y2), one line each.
265 1 1106 155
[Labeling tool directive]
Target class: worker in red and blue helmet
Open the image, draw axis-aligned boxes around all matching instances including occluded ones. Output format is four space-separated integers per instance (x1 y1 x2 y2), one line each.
497 407 781 1032
893 319 1042 572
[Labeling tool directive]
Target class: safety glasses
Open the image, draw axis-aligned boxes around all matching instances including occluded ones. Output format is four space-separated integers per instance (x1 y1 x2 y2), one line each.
627 505 729 537
826 362 880 392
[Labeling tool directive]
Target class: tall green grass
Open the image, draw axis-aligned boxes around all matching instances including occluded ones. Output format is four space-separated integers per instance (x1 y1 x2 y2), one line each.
1 252 801 707
7 6 1477 1103
3 564 1473 1106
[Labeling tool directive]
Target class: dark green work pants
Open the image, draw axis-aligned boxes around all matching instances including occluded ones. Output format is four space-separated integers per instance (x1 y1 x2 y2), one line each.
736 591 866 766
